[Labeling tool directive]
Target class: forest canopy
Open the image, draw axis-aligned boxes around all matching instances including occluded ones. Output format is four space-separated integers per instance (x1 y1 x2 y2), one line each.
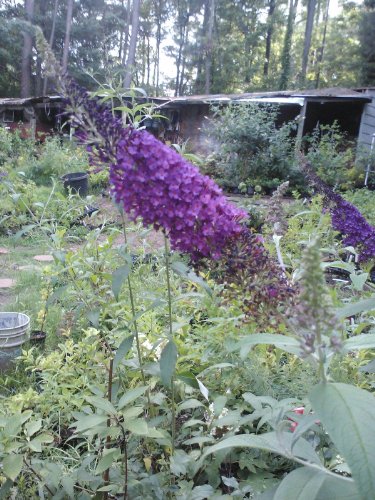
0 0 374 98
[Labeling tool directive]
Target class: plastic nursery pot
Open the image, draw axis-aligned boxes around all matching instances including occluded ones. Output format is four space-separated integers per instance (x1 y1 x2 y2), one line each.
30 330 47 345
61 172 89 197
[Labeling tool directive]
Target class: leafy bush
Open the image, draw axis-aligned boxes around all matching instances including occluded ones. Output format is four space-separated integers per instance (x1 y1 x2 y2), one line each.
304 122 358 189
208 103 298 192
22 137 89 185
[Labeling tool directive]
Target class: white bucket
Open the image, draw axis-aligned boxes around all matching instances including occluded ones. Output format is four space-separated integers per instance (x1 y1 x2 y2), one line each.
0 312 30 348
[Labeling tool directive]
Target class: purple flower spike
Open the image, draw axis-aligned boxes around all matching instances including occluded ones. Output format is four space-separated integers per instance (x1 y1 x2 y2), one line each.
302 161 375 262
110 128 247 260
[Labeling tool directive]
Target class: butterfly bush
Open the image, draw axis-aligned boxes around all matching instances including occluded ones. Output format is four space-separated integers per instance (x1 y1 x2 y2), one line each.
110 127 247 259
56 78 294 318
303 162 375 262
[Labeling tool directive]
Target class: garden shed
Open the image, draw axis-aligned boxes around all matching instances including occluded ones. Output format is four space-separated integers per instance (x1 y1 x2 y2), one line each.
0 95 62 139
157 88 371 153
0 89 371 153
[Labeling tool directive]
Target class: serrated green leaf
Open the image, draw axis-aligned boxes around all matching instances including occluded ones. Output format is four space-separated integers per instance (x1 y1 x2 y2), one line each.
112 264 130 301
160 340 177 387
310 383 375 500
3 454 23 481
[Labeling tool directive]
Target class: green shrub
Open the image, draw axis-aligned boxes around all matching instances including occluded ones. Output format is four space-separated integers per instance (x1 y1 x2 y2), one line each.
304 122 357 188
208 102 297 191
23 137 89 185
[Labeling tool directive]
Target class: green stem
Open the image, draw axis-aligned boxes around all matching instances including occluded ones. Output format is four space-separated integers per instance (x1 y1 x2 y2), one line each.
120 212 151 413
164 234 176 455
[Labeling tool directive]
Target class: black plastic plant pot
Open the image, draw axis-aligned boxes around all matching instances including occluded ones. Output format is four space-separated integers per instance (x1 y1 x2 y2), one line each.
30 330 47 345
62 172 89 197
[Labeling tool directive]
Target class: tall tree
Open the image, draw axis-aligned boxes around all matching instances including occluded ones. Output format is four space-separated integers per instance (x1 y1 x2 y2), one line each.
205 0 215 93
314 0 330 87
62 0 74 73
20 0 34 97
279 0 298 89
124 0 141 88
42 0 58 94
263 0 276 78
300 0 317 86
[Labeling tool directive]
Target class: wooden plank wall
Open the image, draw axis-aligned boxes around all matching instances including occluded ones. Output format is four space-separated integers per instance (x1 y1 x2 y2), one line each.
358 90 375 150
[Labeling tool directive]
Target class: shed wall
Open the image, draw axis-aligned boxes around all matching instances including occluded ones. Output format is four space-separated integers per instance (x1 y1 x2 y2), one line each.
358 90 375 150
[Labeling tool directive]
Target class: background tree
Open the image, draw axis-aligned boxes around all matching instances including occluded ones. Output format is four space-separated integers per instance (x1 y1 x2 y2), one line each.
20 0 34 97
360 0 375 85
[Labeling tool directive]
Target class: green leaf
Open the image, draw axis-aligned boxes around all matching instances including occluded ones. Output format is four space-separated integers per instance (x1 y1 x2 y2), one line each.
273 467 359 500
237 334 301 358
178 398 205 412
95 448 121 475
113 334 134 372
160 340 178 387
350 273 368 291
342 333 375 352
86 396 117 415
28 433 54 452
309 383 375 500
87 309 100 328
336 297 375 319
124 418 149 435
71 414 108 433
200 432 321 465
117 386 148 409
0 478 13 498
25 419 42 438
171 261 212 296
112 264 130 301
3 454 23 481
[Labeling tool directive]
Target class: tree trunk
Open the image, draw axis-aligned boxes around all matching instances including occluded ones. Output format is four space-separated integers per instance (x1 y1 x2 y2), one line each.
43 0 59 95
62 0 74 74
121 0 131 67
154 0 162 96
301 0 317 86
194 1 209 94
279 0 298 89
263 0 276 78
124 0 141 88
20 0 34 98
315 0 330 87
204 0 215 94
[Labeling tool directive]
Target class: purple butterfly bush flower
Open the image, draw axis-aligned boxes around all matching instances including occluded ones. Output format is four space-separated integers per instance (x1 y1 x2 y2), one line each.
302 161 375 263
60 80 294 319
110 127 247 260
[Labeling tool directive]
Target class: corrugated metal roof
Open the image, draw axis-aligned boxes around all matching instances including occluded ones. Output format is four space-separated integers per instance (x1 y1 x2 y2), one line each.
164 87 371 104
0 95 61 107
0 87 370 109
